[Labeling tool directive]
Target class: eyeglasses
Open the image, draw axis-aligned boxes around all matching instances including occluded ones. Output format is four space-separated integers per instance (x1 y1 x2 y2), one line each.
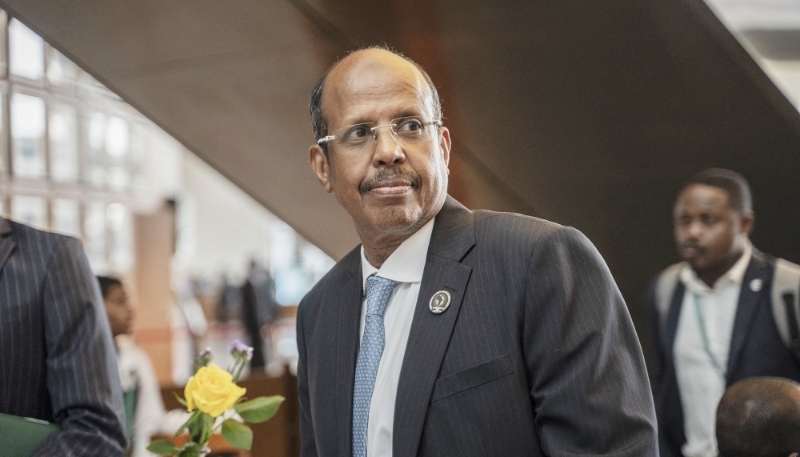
317 116 442 151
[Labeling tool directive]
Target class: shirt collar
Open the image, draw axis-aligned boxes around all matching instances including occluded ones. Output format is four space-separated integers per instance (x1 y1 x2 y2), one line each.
361 217 436 294
680 239 752 292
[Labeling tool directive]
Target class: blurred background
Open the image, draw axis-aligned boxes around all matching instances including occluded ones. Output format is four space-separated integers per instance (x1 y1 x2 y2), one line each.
0 0 798 455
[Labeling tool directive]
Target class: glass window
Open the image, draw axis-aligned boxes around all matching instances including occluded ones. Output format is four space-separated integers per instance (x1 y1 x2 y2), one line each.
78 70 112 95
11 195 47 230
11 92 46 178
269 220 297 273
275 264 310 306
9 19 44 81
47 47 79 88
49 102 78 182
107 203 132 271
106 116 129 191
84 111 106 187
84 201 107 269
52 198 80 237
129 122 148 192
301 242 335 284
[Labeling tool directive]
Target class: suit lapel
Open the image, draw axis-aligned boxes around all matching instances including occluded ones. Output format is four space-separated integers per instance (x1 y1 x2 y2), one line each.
334 254 362 457
0 218 16 274
726 250 771 381
393 196 475 457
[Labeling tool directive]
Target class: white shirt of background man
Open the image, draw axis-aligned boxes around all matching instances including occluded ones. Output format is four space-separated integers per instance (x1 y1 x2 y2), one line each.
359 217 435 457
674 240 752 457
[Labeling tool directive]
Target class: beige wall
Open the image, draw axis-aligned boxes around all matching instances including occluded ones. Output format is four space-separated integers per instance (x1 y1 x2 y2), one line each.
134 203 175 384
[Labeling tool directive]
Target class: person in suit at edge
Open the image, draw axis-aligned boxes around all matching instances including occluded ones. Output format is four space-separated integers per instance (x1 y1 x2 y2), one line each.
716 377 800 457
649 169 800 457
297 46 658 457
0 217 126 455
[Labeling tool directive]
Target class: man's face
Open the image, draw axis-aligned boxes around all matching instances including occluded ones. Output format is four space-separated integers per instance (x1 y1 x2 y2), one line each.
309 50 451 243
673 184 752 273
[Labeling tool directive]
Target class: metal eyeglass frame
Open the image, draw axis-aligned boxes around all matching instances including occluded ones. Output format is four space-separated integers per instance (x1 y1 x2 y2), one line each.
316 117 442 146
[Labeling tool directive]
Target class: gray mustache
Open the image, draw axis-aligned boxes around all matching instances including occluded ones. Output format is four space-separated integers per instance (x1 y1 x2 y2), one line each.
360 169 422 193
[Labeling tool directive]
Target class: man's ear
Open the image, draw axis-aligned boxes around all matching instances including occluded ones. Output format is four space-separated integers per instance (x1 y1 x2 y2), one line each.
309 145 333 193
439 126 452 166
740 210 754 235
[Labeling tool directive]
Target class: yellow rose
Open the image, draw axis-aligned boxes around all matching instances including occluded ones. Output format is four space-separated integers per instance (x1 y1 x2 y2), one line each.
185 363 246 417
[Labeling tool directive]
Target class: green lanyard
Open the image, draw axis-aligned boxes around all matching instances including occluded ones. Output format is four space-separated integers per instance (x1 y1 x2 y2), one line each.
691 292 726 380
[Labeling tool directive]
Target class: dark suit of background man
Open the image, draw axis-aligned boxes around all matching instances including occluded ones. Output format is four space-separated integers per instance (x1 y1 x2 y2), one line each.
649 169 800 457
0 217 126 455
241 259 277 370
297 46 657 457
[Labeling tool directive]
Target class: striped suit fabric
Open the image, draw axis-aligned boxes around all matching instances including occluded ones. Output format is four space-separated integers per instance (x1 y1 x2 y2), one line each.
0 217 126 456
297 196 658 456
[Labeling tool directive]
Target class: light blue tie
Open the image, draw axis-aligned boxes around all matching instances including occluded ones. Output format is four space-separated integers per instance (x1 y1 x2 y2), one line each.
352 274 397 457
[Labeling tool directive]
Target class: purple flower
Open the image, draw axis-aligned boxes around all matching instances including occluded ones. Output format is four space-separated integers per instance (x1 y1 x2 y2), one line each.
229 340 254 362
194 347 213 369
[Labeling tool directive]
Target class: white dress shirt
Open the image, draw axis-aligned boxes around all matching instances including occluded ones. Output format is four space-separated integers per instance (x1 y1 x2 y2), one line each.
674 240 752 457
359 217 435 457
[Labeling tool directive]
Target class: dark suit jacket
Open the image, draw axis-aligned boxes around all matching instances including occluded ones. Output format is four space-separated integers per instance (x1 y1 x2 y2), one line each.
297 197 658 456
648 249 800 457
0 218 126 456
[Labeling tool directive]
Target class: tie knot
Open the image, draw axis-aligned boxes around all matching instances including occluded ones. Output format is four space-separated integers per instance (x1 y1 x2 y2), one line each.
365 275 397 316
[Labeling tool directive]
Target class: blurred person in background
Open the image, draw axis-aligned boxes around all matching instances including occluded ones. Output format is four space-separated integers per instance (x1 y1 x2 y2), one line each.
649 168 800 457
0 217 125 455
241 259 280 370
716 377 800 457
98 276 168 457
215 271 241 324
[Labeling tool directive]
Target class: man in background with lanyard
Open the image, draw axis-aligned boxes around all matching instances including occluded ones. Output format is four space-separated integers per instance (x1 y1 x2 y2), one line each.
649 168 800 457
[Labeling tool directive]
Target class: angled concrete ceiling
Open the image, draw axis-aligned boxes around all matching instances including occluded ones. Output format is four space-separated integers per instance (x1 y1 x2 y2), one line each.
5 0 800 344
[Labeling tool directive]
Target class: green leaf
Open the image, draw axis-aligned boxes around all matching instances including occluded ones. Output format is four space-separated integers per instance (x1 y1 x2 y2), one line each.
235 395 285 423
176 442 201 457
172 391 188 407
146 439 177 456
175 411 200 438
221 419 253 450
187 412 211 443
201 413 215 443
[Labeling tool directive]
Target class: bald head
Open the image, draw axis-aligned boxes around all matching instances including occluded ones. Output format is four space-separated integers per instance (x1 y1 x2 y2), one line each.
716 377 800 457
309 46 442 150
